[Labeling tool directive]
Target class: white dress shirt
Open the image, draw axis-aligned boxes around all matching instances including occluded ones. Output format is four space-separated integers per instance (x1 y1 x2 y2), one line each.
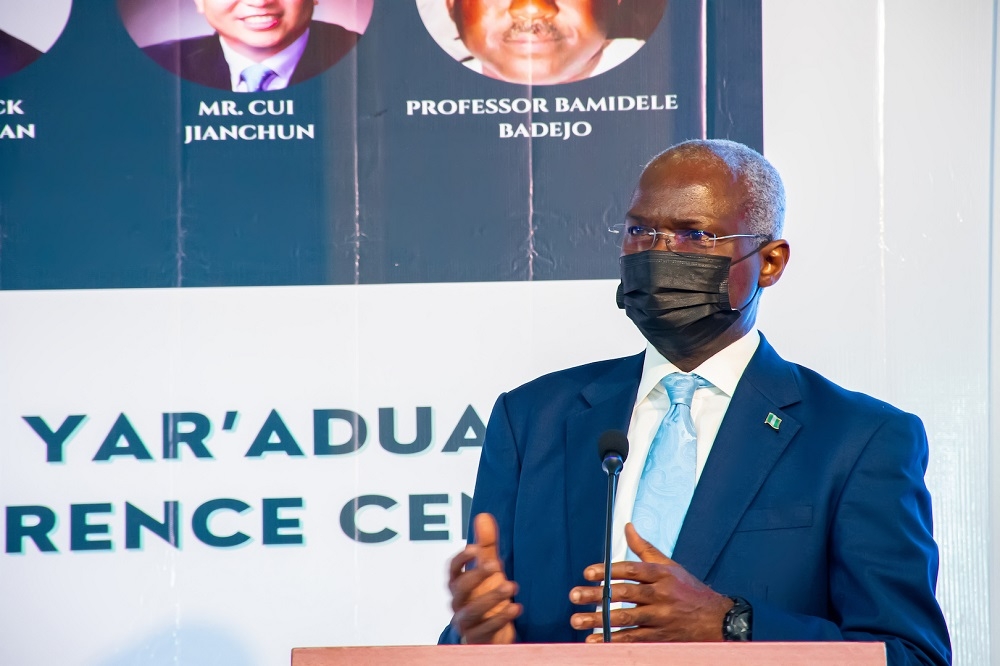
610 328 761 564
218 28 310 92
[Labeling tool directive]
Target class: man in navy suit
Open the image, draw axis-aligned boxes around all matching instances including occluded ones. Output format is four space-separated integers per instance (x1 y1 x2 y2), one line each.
142 0 358 91
441 139 951 666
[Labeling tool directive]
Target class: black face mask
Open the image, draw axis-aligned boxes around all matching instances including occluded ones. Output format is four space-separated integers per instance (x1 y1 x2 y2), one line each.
616 249 760 360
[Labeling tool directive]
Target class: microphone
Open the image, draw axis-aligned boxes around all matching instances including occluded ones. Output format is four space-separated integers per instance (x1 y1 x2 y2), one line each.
597 430 629 643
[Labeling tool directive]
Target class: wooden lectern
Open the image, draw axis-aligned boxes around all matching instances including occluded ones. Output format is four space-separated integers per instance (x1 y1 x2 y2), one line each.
292 642 886 665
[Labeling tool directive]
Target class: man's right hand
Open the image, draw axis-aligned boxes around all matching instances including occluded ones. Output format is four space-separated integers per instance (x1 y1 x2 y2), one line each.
447 513 522 644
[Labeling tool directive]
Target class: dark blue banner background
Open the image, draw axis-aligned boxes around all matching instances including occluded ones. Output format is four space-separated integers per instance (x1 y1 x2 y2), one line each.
0 1 761 289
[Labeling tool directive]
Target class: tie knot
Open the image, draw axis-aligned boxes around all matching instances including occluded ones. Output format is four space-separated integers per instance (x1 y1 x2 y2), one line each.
660 373 709 407
241 64 276 92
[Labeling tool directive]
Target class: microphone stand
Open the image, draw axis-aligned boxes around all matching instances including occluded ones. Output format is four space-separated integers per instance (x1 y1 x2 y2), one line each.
601 453 623 643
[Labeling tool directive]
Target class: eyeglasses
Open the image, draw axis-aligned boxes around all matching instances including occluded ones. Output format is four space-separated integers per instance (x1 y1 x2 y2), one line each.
608 223 770 253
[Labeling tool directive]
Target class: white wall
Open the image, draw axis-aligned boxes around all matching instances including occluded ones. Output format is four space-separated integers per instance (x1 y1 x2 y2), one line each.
762 1 995 664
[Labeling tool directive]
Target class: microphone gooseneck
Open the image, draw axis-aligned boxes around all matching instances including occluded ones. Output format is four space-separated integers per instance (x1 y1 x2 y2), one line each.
597 430 629 643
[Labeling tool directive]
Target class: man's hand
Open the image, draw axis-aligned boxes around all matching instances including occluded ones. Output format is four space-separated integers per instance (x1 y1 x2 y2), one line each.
568 523 734 643
447 513 522 644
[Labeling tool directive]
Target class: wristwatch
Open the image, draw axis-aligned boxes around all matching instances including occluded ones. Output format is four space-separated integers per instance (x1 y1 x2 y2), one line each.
722 596 753 641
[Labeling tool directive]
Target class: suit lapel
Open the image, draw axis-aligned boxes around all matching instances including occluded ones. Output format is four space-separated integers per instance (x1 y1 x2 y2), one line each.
290 22 359 85
671 336 802 580
188 35 231 90
564 353 644 596
288 23 317 85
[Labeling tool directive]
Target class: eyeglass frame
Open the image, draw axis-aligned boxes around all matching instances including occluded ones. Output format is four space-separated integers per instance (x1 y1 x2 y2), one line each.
607 223 771 252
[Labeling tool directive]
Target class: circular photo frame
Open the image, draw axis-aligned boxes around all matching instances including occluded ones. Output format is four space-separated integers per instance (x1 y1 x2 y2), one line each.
118 0 373 92
417 0 666 86
0 0 73 78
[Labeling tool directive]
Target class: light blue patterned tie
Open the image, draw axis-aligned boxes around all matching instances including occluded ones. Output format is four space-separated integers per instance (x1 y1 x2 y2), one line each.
629 372 710 559
240 64 276 92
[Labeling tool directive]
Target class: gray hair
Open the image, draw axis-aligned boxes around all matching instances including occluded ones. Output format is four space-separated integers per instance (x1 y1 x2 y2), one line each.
653 139 786 239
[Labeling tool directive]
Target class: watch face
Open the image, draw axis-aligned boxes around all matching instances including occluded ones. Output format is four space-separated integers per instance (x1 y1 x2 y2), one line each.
724 598 753 641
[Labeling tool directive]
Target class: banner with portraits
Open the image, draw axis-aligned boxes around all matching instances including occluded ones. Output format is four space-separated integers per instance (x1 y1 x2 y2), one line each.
0 1 762 664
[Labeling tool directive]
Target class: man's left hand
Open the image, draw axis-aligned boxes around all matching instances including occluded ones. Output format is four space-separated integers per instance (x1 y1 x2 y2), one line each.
568 523 734 643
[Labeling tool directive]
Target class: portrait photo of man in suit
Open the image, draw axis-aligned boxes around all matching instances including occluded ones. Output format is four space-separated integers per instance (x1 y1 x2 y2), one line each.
134 0 366 92
440 140 952 666
418 0 665 85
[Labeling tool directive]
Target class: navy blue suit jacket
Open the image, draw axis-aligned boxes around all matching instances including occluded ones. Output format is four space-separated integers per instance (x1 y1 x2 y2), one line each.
0 29 43 78
142 21 358 91
440 336 950 666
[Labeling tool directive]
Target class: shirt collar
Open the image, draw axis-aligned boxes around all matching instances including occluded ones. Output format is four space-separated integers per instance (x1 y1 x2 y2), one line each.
636 328 761 402
218 27 310 91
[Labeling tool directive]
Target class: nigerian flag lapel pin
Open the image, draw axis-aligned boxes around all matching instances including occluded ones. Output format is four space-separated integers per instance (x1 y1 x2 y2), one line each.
765 413 782 431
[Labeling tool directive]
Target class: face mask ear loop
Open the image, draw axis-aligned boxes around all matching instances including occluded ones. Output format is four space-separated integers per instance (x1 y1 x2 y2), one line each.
730 238 771 267
731 283 761 313
728 239 770 312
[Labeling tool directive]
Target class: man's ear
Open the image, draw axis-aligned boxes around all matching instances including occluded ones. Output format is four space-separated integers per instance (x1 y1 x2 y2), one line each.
446 0 457 21
758 239 790 288
193 0 206 15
